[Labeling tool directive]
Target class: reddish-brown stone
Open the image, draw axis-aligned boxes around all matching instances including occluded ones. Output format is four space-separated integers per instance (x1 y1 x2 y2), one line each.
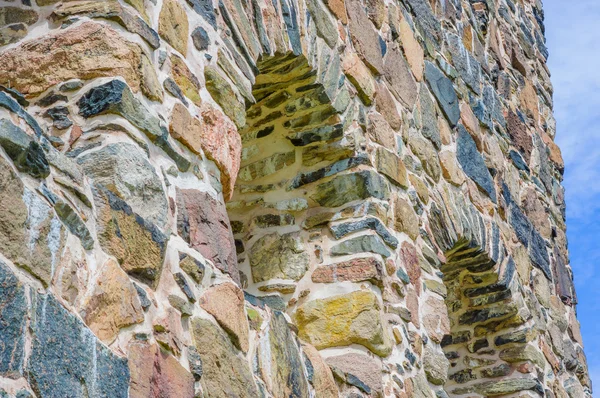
399 241 421 293
346 0 383 74
312 257 382 284
199 282 249 353
128 340 194 398
170 103 241 200
176 188 239 284
507 109 532 163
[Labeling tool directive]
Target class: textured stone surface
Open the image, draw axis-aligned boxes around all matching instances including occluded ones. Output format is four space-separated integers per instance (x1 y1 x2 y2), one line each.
295 290 392 356
81 259 144 343
424 61 460 126
327 352 383 396
199 283 249 352
457 125 496 201
0 261 27 378
312 257 383 285
191 318 259 397
249 231 309 282
177 189 239 283
159 0 189 55
0 22 157 98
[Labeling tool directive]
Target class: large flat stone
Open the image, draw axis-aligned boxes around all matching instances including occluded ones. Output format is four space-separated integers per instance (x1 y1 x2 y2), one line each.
310 170 389 208
249 231 309 282
176 189 239 284
295 290 392 356
457 125 496 201
0 261 27 378
424 61 460 126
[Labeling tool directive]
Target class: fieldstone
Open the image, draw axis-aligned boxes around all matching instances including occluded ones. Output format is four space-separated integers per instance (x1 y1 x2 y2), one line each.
404 0 442 47
375 82 402 130
446 33 481 94
249 231 309 282
93 185 167 288
257 311 310 397
159 0 189 55
312 257 383 285
367 111 397 149
186 0 218 28
191 26 210 50
409 134 441 181
0 119 50 178
410 371 436 398
191 318 259 397
77 80 190 171
205 66 246 128
174 272 196 302
163 77 188 106
0 7 38 27
374 147 407 187
28 293 130 398
439 150 466 186
170 55 202 105
295 290 392 356
507 109 533 163
78 142 168 229
50 1 160 49
0 261 27 378
310 170 389 207
326 353 383 396
199 283 249 353
399 18 424 81
179 253 205 283
457 125 496 201
422 296 450 343
419 86 442 148
239 151 296 181
330 217 398 248
384 44 418 108
170 103 241 199
347 0 383 73
323 0 347 23
423 346 449 385
306 0 338 48
463 378 544 396
0 161 64 287
177 189 239 283
331 234 391 257
128 340 194 398
424 61 460 126
302 343 338 398
80 259 144 344
343 52 376 105
0 22 158 99
0 23 27 46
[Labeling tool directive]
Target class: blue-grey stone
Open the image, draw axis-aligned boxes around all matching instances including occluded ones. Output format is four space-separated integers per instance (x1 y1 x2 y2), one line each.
330 218 398 249
424 61 460 126
310 170 389 208
0 261 27 378
174 272 196 302
509 204 531 247
0 92 43 137
331 235 391 258
445 32 482 95
27 293 129 398
419 85 441 149
529 229 551 280
509 150 530 172
456 125 496 202
191 26 210 51
404 0 442 48
0 119 49 179
163 78 189 107
185 0 217 28
289 155 369 189
396 268 410 284
134 283 151 311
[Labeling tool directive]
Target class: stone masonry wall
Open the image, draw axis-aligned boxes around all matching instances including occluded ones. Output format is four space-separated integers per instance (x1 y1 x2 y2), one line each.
0 0 590 397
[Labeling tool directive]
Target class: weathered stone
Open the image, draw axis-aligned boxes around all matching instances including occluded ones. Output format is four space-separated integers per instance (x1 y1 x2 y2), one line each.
375 82 402 130
384 44 418 108
0 119 50 178
191 318 259 397
50 1 160 49
367 111 397 149
457 125 496 201
409 134 441 181
177 189 239 283
306 0 338 48
81 259 144 344
399 18 424 81
295 290 392 356
205 66 246 128
249 231 309 282
347 0 383 73
174 272 196 302
28 293 130 398
323 0 347 23
170 55 202 106
424 61 460 126
191 26 210 50
404 0 442 48
78 142 168 229
93 185 167 288
446 33 481 94
0 7 38 27
77 80 190 171
419 86 442 148
439 150 466 186
239 151 295 181
343 52 376 105
423 345 449 385
257 311 310 397
0 23 27 46
159 0 189 55
129 340 194 398
302 343 338 398
326 352 383 396
0 22 158 99
375 147 409 188
312 257 383 285
331 234 391 257
422 295 450 343
507 109 533 163
179 253 205 284
330 217 398 248
0 261 27 378
310 170 389 207
199 283 249 353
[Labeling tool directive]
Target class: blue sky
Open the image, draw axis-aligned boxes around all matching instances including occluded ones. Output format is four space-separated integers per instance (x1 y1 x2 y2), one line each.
545 0 600 390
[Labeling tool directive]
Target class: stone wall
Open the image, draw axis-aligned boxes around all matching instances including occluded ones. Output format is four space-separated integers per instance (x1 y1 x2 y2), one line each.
0 0 590 397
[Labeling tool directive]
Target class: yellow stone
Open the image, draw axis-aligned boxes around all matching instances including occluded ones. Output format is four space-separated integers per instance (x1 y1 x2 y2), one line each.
295 290 392 356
